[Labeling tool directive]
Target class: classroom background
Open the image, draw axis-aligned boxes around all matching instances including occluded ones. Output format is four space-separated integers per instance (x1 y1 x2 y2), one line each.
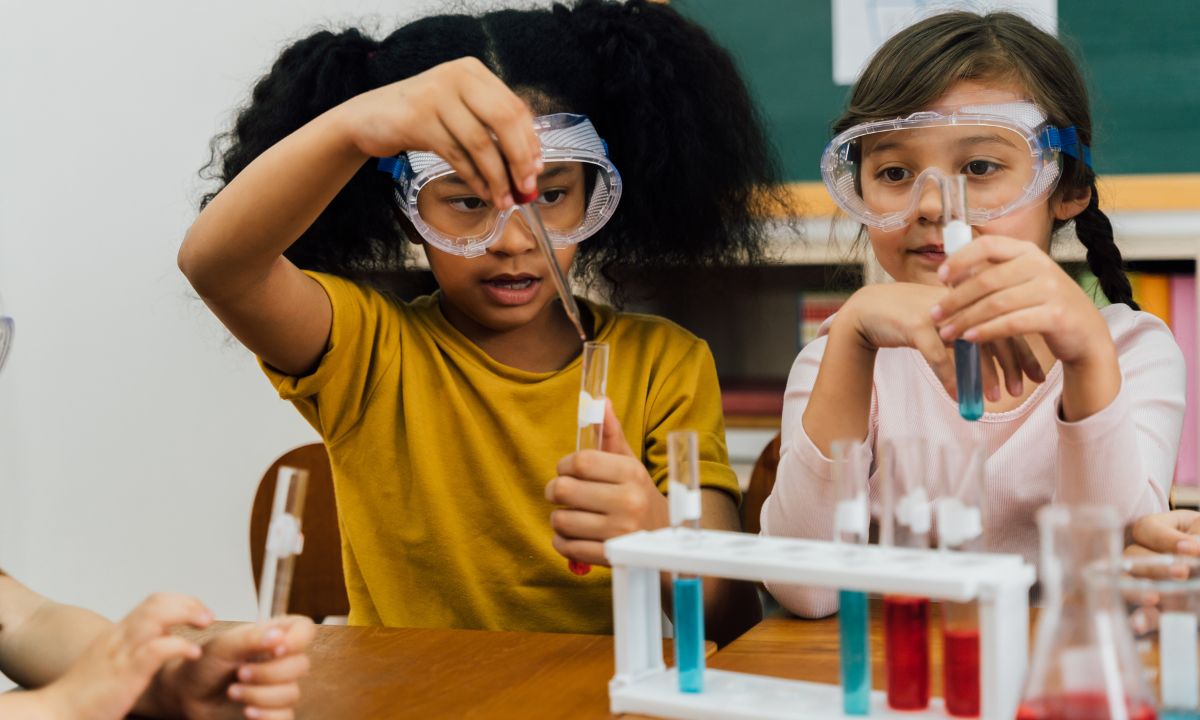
0 0 1195 684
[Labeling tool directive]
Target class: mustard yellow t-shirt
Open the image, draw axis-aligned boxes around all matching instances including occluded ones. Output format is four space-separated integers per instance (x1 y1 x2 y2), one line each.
262 271 739 634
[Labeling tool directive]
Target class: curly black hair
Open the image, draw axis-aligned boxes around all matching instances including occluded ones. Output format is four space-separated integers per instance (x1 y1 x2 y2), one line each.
201 0 791 299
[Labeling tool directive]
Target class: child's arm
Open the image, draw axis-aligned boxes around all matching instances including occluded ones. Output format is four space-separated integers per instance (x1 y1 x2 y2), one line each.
936 236 1182 518
179 58 540 375
546 405 760 645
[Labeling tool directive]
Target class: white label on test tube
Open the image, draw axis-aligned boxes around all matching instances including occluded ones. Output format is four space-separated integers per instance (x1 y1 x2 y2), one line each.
944 219 972 255
577 391 606 428
1160 611 1200 709
669 480 702 524
835 492 868 538
935 497 983 548
896 486 932 535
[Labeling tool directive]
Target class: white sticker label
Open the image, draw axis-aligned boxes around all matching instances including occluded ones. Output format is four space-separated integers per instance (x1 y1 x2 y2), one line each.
943 220 972 255
835 492 868 539
935 497 983 548
896 487 931 535
577 391 606 428
669 480 702 524
1160 611 1200 709
266 513 303 557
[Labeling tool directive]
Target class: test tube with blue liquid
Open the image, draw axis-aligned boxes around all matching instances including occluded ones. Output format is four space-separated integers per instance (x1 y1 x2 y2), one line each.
668 430 705 693
833 440 872 715
941 175 983 421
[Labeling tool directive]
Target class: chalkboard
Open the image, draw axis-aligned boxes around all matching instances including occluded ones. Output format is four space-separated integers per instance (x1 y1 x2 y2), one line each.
677 0 1200 181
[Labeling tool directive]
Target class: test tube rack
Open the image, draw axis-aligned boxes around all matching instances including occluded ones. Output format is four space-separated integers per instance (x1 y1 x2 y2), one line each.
606 528 1036 720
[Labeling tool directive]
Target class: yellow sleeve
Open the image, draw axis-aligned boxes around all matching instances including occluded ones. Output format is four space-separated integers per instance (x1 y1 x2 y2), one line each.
259 271 402 443
644 338 741 504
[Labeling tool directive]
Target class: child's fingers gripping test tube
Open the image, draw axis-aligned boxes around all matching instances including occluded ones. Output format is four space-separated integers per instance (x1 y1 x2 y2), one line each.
669 430 705 694
942 175 983 421
259 466 309 623
569 341 609 576
832 440 871 715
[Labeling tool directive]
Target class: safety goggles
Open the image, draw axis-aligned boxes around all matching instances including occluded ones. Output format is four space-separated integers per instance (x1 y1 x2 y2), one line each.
377 113 622 257
820 102 1091 231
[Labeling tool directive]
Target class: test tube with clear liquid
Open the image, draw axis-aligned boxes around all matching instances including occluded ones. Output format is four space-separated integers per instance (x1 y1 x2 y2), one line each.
669 430 705 693
833 439 872 715
568 341 609 576
942 175 984 421
258 466 309 622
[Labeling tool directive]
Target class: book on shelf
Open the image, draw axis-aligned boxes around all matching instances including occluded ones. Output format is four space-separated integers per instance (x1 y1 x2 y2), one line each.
797 291 852 348
721 380 784 429
1171 274 1197 487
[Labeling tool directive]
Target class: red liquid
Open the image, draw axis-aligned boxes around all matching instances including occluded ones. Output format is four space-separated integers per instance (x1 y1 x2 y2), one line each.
943 628 980 717
884 595 930 710
568 560 591 576
1016 693 1157 720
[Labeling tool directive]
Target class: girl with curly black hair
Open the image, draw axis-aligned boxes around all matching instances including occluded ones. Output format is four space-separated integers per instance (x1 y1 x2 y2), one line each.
180 0 778 642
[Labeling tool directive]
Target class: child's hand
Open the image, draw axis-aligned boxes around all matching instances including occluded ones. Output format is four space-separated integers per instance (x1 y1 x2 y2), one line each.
1128 510 1200 556
341 57 542 209
163 615 315 720
545 402 669 568
840 282 1043 401
932 235 1113 368
38 593 211 720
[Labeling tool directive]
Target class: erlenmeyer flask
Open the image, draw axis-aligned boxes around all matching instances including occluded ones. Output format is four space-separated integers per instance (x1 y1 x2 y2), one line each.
1018 505 1156 720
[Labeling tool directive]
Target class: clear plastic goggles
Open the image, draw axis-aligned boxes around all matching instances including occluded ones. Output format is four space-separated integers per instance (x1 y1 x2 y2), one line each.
820 102 1091 231
377 113 622 258
0 313 11 372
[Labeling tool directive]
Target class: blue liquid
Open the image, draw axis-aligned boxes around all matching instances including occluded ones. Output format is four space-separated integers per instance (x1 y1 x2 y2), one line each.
1162 711 1200 720
839 590 871 715
955 340 984 421
673 576 705 693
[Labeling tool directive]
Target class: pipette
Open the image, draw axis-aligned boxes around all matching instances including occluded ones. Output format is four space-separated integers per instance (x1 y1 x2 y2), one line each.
258 466 309 623
669 430 705 693
512 185 588 342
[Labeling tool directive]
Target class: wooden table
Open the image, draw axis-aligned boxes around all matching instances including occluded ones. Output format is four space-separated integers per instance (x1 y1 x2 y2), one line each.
174 622 713 719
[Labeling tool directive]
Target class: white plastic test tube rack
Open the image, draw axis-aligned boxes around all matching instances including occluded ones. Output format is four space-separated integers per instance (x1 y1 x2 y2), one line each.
606 528 1035 720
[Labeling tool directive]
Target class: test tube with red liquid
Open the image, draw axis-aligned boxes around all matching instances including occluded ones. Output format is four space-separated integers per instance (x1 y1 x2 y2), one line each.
568 341 609 576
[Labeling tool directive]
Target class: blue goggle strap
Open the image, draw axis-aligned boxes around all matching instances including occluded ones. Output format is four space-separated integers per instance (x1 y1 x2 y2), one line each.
1041 125 1093 168
376 155 411 181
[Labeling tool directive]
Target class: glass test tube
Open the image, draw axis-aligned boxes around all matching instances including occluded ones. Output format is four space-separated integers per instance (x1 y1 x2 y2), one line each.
258 466 309 623
942 175 983 421
833 440 872 715
881 440 931 712
669 430 705 693
935 444 986 718
568 341 609 576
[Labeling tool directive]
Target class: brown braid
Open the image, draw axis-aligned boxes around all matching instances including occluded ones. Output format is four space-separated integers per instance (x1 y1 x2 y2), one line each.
1072 181 1139 309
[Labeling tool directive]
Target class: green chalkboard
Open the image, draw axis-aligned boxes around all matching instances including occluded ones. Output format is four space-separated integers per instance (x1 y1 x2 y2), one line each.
676 0 1200 181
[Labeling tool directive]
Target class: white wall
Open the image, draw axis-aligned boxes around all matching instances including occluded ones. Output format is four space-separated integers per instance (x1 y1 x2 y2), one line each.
0 0 506 629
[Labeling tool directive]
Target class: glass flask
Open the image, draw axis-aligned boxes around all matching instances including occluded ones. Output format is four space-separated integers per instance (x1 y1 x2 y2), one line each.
1017 505 1156 720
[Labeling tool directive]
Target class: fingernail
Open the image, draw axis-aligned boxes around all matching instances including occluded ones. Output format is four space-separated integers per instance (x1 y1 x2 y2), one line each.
987 385 1001 402
501 193 514 209
1178 539 1200 554
535 157 544 172
245 708 261 720
275 643 288 657
523 175 537 193
937 264 950 282
228 684 243 701
263 628 283 645
239 666 254 682
963 328 979 341
1010 380 1023 397
188 644 203 660
939 325 956 341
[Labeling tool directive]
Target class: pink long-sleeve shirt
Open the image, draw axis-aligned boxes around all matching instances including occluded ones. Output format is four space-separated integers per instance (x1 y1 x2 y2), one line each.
762 304 1186 618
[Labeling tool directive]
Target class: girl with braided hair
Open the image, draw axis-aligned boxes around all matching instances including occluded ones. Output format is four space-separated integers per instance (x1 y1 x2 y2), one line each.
763 10 1186 617
180 0 776 641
